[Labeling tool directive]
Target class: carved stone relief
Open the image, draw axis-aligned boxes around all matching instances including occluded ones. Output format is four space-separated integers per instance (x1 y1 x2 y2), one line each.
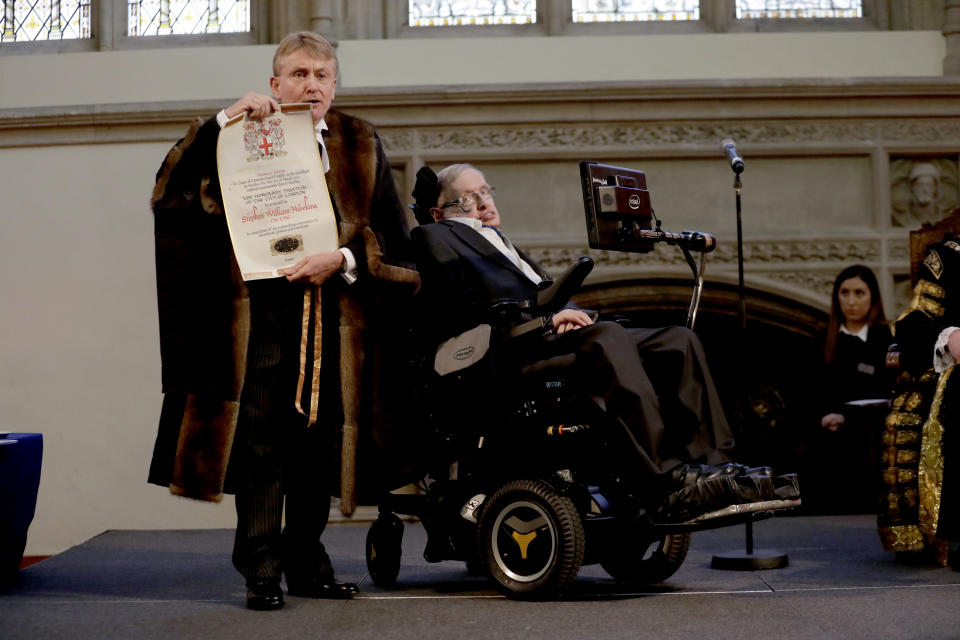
393 120 960 153
522 239 879 304
890 156 960 227
525 239 881 272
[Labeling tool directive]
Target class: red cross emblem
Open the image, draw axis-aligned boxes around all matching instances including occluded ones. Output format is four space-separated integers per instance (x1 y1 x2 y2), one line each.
258 137 273 156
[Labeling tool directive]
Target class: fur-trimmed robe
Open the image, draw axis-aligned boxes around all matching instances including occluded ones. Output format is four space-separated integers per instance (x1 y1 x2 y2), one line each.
879 232 959 560
147 111 419 515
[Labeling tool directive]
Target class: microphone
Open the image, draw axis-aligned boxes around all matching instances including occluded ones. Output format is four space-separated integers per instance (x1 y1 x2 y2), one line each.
720 138 744 174
679 230 717 253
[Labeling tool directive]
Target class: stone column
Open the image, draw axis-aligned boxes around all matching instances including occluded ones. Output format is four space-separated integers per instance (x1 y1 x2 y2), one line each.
206 0 219 32
48 0 62 39
158 0 172 35
2 2 15 41
944 0 960 74
310 0 337 45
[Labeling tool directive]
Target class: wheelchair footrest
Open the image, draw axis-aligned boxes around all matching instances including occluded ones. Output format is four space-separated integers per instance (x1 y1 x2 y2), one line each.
688 498 801 523
649 498 801 534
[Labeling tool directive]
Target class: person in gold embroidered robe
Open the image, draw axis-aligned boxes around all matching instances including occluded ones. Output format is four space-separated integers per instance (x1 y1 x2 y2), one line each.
879 216 960 568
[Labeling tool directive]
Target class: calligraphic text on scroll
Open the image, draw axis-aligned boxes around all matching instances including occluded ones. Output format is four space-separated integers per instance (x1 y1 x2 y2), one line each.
216 104 339 280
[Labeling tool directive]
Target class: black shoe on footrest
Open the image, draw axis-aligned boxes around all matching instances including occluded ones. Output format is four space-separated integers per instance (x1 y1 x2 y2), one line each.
772 473 800 500
663 463 730 491
653 474 740 523
286 575 359 600
247 579 284 611
732 474 777 502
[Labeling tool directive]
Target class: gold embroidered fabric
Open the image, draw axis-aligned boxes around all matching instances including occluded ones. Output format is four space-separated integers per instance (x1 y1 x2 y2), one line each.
878 366 952 562
886 412 921 428
917 367 952 541
918 298 946 317
898 469 917 483
896 449 918 464
916 280 945 299
897 279 947 324
878 370 936 553
878 524 925 552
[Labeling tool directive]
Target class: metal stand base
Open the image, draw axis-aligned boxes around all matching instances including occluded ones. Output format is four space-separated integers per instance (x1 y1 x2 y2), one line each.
711 550 789 571
711 518 789 571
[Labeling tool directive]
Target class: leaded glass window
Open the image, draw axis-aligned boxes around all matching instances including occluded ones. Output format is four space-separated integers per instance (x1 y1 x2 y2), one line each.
736 1 862 19
1 0 91 42
572 0 699 22
409 0 537 27
127 0 249 36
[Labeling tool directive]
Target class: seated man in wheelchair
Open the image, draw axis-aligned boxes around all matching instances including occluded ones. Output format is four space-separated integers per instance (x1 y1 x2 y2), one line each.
408 163 796 524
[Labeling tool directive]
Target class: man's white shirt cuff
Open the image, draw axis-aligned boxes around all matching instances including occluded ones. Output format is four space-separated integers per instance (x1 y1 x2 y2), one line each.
339 247 358 284
934 327 959 373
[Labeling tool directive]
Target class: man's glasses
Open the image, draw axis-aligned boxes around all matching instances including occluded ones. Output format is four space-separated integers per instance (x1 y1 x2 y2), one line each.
440 186 496 213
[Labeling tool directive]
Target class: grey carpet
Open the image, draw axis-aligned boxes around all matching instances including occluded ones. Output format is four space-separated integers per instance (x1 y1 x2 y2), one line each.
3 515 959 640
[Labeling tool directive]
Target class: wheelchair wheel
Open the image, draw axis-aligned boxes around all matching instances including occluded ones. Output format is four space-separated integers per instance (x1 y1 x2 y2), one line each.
600 531 690 584
366 513 404 586
478 479 584 598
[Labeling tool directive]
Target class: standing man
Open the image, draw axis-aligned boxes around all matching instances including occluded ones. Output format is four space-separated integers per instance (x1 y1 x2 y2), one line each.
148 32 419 610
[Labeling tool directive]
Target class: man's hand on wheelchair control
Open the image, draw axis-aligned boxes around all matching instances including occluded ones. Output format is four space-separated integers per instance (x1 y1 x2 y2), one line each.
285 250 345 286
552 309 594 334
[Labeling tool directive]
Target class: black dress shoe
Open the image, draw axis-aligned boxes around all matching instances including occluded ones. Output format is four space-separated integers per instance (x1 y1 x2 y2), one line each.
948 542 960 572
247 580 284 611
286 575 359 600
653 471 739 523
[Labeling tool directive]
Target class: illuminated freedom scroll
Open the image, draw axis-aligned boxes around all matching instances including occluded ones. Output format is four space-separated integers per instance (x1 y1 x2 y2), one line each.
216 103 339 281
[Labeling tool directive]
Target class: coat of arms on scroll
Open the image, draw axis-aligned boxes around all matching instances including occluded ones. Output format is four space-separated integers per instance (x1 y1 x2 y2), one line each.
243 118 287 162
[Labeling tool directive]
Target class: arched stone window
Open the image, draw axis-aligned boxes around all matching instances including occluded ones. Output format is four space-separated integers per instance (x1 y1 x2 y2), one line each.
0 0 260 51
127 0 250 36
1 0 92 42
398 0 879 37
736 1 862 20
409 0 537 27
571 1 700 23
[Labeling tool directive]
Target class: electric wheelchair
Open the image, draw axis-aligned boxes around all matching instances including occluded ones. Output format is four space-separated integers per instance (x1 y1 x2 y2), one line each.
364 163 800 599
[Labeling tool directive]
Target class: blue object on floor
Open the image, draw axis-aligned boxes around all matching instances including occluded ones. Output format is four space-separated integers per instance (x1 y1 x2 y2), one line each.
0 432 43 583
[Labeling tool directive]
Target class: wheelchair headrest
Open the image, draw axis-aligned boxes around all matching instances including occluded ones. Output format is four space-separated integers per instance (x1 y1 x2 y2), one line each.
409 166 440 226
535 256 593 313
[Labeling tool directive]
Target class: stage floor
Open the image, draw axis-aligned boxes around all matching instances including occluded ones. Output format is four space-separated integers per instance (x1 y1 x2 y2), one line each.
3 514 959 640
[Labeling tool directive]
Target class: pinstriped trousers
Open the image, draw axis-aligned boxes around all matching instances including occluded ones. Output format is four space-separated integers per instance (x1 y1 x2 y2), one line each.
231 278 342 585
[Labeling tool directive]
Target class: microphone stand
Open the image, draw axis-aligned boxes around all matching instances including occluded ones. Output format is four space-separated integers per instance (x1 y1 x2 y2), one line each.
735 172 745 332
710 166 789 571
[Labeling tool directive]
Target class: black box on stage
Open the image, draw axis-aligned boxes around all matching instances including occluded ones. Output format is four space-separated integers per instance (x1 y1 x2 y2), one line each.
579 161 655 253
0 432 42 581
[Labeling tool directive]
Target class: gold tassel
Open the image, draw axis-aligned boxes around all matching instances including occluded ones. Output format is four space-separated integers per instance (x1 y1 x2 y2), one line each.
295 285 323 426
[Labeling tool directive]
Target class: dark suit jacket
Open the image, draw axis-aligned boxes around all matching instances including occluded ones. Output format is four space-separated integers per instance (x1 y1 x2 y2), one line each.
411 220 553 339
896 234 960 375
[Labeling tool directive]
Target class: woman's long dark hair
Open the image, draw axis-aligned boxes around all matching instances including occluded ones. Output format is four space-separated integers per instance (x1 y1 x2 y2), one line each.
824 264 886 364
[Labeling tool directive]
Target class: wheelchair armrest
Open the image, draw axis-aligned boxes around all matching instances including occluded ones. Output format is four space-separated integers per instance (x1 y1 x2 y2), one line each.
535 256 594 313
505 316 551 340
480 256 595 339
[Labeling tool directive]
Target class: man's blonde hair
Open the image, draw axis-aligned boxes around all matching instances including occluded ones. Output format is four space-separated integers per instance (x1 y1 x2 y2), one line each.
272 31 339 76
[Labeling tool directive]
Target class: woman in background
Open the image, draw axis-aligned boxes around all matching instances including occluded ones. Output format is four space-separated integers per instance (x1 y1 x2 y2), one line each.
806 265 892 513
